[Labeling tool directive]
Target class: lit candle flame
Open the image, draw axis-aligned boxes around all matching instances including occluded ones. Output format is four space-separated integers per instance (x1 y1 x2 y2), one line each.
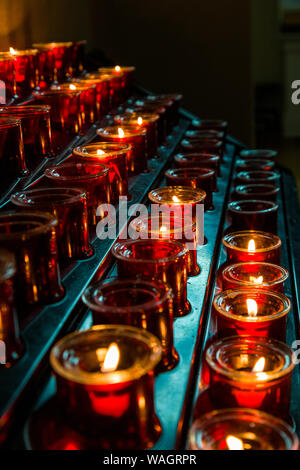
172 195 180 203
160 226 167 233
101 343 120 373
118 128 125 138
69 84 77 90
137 117 143 126
248 239 256 252
253 357 265 373
226 435 244 450
250 275 263 285
9 47 17 55
115 65 121 72
246 299 258 318
97 149 105 155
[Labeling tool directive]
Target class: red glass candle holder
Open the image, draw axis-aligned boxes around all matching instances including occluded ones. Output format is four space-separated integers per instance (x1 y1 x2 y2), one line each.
114 113 159 159
82 278 179 372
0 249 23 367
10 48 39 99
235 158 276 173
0 212 64 308
33 42 73 82
235 170 280 187
213 289 291 341
98 65 136 97
33 87 81 149
0 105 53 168
67 81 97 128
174 152 220 178
127 103 167 145
0 117 28 186
49 325 162 449
11 188 92 262
181 138 223 159
165 168 215 210
240 149 277 160
233 184 280 202
227 200 279 234
222 262 289 292
71 40 87 75
97 125 147 175
189 409 298 450
148 186 206 237
73 75 109 120
204 336 294 419
223 231 281 265
0 52 16 103
146 93 182 127
45 163 111 228
142 96 174 133
129 214 200 276
96 70 124 107
73 143 130 201
112 239 191 317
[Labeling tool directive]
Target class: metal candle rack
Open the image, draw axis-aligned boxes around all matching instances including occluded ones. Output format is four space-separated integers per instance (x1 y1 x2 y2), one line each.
0 96 299 450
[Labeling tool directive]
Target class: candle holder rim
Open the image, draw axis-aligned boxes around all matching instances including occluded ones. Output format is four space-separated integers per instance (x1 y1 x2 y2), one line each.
189 408 299 450
0 105 51 117
130 214 195 236
235 183 280 195
228 200 279 214
73 142 132 159
236 158 275 166
11 187 86 207
0 52 14 60
175 153 220 162
50 324 162 385
166 167 215 178
54 82 96 92
236 170 280 180
240 149 278 159
114 112 160 123
182 138 223 147
0 211 58 240
9 48 39 56
222 231 282 253
112 239 188 264
32 41 73 49
206 336 295 384
192 118 228 128
0 117 22 128
222 261 289 286
45 162 110 182
213 288 291 323
149 186 207 204
98 65 136 73
82 278 173 314
96 125 147 138
33 88 81 98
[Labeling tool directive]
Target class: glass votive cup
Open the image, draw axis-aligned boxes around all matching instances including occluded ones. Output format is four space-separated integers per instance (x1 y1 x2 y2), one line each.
227 200 279 234
96 71 124 107
112 239 191 317
82 278 179 373
222 231 281 265
240 149 277 160
0 52 16 103
0 105 53 168
96 125 147 175
235 158 276 173
10 48 39 99
129 213 200 276
73 143 130 200
129 101 168 143
67 81 97 128
50 325 162 449
146 93 182 127
45 163 111 229
148 186 206 236
0 212 64 308
33 41 73 82
165 168 215 210
213 289 291 341
98 65 135 96
181 138 223 159
174 153 220 179
11 188 92 262
73 75 108 120
204 336 294 419
0 117 28 186
235 170 280 187
221 262 289 292
114 112 159 159
0 249 23 367
33 88 81 148
141 96 173 133
71 40 87 75
232 184 280 202
189 409 298 450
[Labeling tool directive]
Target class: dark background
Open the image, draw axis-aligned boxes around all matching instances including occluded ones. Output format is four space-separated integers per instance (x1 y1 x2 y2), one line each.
0 0 299 190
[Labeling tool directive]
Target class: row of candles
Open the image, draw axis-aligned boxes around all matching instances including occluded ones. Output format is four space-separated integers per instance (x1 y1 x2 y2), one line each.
0 42 297 450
